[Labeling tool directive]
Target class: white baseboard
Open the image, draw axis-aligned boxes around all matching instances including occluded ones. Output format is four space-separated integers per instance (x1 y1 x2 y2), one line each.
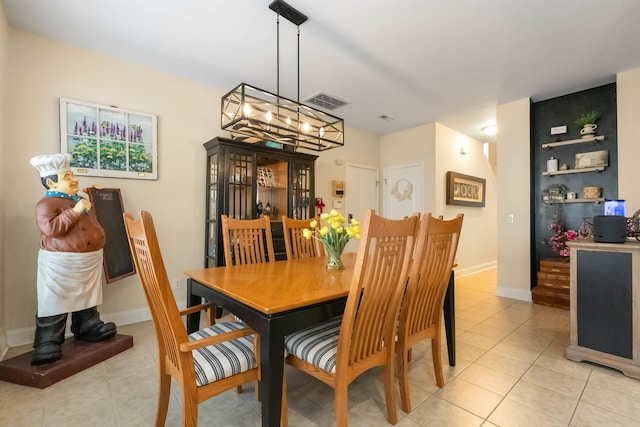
455 261 497 278
454 261 532 303
496 286 532 302
0 328 8 361
6 326 37 350
6 299 186 348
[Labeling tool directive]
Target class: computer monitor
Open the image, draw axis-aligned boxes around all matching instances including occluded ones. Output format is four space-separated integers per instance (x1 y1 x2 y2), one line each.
604 199 626 216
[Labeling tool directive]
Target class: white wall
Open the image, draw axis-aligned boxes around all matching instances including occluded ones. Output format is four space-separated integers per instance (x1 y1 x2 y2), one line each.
1 29 381 345
435 123 497 274
496 98 532 301
617 68 640 210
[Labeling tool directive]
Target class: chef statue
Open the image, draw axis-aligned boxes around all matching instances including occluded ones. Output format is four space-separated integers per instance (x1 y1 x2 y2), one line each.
29 153 116 365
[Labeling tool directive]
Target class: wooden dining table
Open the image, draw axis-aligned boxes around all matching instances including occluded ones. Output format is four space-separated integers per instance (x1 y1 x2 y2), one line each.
184 252 457 427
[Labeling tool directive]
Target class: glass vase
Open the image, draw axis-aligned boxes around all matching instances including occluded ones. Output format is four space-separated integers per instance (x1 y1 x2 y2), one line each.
324 245 345 270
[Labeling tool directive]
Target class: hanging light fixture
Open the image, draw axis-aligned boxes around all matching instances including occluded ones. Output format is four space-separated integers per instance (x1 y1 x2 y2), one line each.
221 0 345 151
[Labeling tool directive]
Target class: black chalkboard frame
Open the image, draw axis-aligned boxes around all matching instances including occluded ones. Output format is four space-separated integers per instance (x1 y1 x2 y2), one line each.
87 187 136 283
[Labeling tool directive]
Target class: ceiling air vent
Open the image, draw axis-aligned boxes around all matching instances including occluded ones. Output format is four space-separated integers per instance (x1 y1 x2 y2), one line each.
378 115 395 121
304 92 349 111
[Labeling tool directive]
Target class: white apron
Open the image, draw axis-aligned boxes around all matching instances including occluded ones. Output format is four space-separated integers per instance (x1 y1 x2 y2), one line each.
37 249 104 317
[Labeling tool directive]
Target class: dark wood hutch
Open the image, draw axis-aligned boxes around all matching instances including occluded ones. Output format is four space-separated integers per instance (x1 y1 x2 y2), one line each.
203 136 317 267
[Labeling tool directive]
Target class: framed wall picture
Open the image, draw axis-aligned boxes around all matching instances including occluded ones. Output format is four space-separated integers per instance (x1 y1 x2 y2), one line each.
575 150 608 169
446 171 486 207
60 98 158 180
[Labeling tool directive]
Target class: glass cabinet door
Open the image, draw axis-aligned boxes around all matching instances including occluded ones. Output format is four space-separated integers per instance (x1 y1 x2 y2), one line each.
226 150 255 220
205 152 218 267
291 159 314 220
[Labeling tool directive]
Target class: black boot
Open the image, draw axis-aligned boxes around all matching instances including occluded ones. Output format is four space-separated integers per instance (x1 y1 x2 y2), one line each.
31 313 67 365
71 307 117 343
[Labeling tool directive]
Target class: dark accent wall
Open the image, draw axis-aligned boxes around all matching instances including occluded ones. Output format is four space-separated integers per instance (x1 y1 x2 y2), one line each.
531 83 618 288
577 250 632 359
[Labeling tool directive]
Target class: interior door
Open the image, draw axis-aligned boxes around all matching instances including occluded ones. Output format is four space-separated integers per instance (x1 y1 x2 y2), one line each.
344 163 379 252
383 163 424 219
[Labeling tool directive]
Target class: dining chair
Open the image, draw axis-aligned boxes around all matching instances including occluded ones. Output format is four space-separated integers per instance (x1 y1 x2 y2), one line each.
396 213 463 413
283 210 419 426
281 215 325 260
221 214 276 266
221 214 276 326
123 211 286 427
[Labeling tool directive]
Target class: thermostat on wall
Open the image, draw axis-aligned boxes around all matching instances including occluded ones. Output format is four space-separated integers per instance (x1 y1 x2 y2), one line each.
332 180 345 197
550 125 567 135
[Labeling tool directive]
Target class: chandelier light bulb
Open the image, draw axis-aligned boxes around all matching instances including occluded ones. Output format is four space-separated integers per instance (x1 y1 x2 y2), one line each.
302 122 310 132
319 127 325 137
266 111 273 122
243 103 251 116
286 117 292 126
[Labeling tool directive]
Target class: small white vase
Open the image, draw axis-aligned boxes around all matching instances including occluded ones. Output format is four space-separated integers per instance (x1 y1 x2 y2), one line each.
580 124 597 138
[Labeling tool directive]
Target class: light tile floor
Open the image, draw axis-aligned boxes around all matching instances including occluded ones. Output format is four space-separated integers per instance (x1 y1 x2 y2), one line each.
3 268 640 426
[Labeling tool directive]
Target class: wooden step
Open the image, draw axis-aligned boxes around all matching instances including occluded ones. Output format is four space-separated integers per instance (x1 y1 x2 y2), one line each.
535 258 570 310
540 257 570 273
532 286 570 310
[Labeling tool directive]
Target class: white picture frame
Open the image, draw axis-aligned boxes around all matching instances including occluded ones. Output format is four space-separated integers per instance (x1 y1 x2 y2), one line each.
60 98 158 180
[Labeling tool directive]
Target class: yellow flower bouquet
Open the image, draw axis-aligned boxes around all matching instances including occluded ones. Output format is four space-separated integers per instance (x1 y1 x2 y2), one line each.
303 209 361 270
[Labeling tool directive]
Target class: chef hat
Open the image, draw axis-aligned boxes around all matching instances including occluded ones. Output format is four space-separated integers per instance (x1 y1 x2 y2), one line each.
30 153 73 177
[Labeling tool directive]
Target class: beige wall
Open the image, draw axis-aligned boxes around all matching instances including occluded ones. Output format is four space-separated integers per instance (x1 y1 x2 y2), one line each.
496 98 532 300
302 126 380 207
4 21 640 346
0 1 9 356
379 122 498 275
617 68 640 210
4 29 221 338
380 123 437 214
435 123 498 273
2 29 381 345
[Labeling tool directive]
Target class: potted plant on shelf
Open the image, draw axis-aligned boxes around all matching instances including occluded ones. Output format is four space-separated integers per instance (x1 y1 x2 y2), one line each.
575 110 600 138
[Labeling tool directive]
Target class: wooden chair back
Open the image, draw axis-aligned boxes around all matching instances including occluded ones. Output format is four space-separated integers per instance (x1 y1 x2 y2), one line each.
124 211 262 426
283 210 419 426
123 211 189 376
338 210 419 423
397 213 463 412
221 215 275 266
281 216 325 260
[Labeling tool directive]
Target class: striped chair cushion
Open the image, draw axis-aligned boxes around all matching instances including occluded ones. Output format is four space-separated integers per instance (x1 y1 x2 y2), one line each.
188 322 257 387
284 316 342 374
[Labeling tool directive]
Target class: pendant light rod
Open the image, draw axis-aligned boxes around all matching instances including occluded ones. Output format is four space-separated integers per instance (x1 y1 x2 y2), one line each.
297 25 300 103
276 14 280 98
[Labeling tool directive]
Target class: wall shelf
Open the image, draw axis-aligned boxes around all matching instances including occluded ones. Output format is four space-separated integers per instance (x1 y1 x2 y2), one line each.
544 198 604 205
542 166 605 176
542 135 605 148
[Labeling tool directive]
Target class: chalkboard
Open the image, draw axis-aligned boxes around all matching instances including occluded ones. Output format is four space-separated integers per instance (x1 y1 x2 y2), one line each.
87 188 136 283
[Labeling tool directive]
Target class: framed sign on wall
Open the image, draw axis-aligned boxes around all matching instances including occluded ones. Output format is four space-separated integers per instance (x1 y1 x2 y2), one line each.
446 171 486 207
60 98 158 180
